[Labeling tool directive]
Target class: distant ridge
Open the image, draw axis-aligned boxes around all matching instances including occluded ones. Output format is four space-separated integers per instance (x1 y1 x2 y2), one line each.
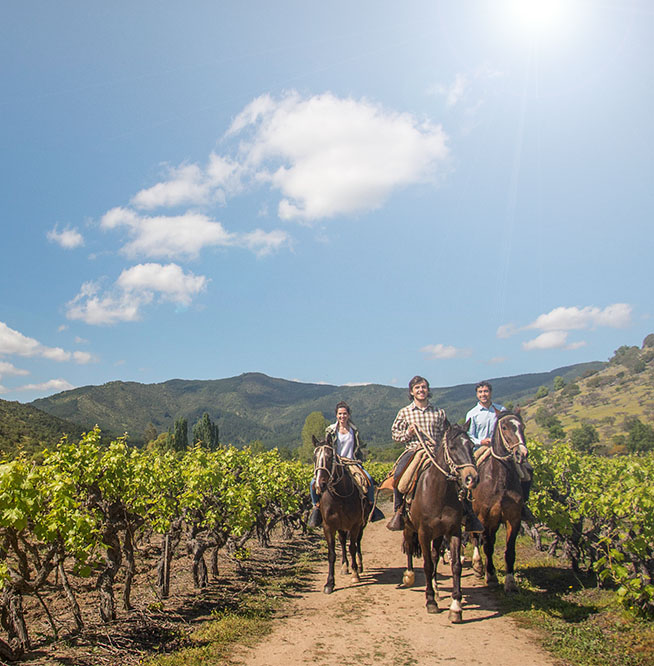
30 362 604 449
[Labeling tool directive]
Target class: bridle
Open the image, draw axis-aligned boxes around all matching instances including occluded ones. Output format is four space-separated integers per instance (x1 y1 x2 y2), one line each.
490 413 527 464
313 441 356 499
414 425 475 484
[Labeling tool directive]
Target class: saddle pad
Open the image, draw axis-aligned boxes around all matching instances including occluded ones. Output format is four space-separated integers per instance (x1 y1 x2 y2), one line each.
348 463 370 498
474 445 491 466
397 450 429 495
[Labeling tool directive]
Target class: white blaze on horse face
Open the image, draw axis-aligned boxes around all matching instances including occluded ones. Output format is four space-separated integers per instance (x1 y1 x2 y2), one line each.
505 416 528 458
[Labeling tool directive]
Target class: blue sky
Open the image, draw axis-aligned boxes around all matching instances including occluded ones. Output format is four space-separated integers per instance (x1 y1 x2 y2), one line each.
1 1 652 402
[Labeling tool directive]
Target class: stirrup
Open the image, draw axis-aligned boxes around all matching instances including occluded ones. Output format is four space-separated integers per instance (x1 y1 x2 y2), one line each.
386 509 404 531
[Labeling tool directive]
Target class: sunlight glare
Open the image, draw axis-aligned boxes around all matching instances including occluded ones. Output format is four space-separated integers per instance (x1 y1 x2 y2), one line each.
504 0 568 39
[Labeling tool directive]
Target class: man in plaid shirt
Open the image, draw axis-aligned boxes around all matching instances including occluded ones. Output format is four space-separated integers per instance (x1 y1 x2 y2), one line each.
386 375 483 532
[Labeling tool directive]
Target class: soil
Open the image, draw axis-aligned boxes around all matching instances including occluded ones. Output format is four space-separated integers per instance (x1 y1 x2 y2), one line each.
232 500 558 666
13 499 558 666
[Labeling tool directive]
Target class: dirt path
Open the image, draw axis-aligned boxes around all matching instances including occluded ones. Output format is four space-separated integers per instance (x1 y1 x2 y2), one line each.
232 502 557 666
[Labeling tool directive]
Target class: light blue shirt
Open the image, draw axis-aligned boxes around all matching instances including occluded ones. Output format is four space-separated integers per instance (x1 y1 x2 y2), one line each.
466 402 505 449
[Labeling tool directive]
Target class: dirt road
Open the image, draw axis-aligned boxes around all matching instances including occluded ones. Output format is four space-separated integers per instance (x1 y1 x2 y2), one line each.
232 503 557 666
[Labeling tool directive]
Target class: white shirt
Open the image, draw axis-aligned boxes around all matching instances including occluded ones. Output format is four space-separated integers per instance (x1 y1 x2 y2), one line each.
336 428 356 459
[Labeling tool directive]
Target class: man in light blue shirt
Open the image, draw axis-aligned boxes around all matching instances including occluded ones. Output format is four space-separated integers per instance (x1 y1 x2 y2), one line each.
466 381 505 450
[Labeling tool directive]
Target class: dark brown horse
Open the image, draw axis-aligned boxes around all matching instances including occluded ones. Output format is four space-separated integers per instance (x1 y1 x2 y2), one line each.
312 434 367 594
402 423 478 620
469 411 528 593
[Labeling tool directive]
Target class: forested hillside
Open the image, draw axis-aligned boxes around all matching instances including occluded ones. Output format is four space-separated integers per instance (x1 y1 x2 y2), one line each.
0 399 84 458
522 336 654 453
30 362 603 450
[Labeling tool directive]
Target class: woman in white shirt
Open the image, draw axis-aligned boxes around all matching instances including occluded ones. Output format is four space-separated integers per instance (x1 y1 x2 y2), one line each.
308 401 384 527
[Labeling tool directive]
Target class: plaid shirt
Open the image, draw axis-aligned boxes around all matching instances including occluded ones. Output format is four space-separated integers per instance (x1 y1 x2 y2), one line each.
391 402 447 451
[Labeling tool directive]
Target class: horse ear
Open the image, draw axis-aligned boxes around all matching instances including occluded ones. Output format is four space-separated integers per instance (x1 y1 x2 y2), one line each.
312 435 319 447
464 418 471 431
514 406 522 419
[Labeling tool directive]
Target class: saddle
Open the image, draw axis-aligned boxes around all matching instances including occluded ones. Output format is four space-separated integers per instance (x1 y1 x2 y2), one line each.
396 450 431 496
345 462 371 500
475 444 531 480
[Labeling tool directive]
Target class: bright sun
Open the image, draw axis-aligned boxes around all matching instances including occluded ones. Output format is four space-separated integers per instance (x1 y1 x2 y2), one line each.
504 0 569 39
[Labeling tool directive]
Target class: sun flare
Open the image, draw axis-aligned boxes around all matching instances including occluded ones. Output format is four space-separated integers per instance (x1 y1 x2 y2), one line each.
503 0 569 39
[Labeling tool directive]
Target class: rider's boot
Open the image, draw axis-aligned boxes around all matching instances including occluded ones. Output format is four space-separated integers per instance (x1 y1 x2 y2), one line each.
308 506 322 528
463 497 484 533
386 490 405 531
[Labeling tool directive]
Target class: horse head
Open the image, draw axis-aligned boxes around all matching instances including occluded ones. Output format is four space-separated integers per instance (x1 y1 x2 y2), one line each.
312 434 335 495
494 412 528 464
443 423 479 490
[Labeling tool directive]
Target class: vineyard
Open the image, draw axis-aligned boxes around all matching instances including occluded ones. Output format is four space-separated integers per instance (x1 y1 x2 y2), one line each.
0 430 652 664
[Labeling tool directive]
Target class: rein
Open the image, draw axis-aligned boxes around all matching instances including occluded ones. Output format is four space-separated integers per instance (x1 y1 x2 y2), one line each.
313 443 356 499
413 426 470 482
489 414 524 463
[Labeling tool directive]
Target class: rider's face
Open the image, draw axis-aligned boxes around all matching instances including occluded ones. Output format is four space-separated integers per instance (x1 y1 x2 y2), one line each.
411 381 429 403
476 385 492 406
336 407 350 426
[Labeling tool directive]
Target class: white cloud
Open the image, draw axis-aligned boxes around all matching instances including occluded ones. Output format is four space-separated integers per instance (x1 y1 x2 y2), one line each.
496 323 518 339
239 229 290 257
16 379 75 393
527 304 632 332
445 73 468 107
66 263 208 325
0 321 92 363
228 91 449 221
421 343 472 360
522 331 587 351
342 381 373 387
488 356 507 364
47 225 84 249
116 263 208 306
0 361 29 378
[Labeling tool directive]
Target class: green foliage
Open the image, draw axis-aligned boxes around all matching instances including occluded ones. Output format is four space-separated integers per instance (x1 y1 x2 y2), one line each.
623 417 654 453
553 376 566 391
297 411 327 463
643 333 654 349
529 440 654 616
562 382 581 397
192 412 220 450
143 422 158 444
535 407 566 440
535 385 549 399
170 417 188 451
611 345 646 374
569 423 599 453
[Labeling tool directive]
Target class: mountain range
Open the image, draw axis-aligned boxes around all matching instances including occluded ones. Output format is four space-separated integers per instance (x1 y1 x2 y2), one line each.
26 361 604 450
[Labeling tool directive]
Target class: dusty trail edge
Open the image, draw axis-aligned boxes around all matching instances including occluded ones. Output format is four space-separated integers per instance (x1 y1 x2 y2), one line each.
231 500 558 666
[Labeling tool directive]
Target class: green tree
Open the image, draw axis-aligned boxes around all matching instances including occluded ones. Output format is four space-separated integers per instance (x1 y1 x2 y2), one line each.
143 422 158 445
643 333 654 348
569 423 599 453
624 417 654 453
169 417 188 452
535 385 549 399
247 440 265 454
553 376 566 391
535 407 565 440
562 382 580 397
192 412 220 450
298 411 327 463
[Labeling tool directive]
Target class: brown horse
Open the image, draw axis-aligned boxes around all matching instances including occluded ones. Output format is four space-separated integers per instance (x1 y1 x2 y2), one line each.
402 423 479 620
469 411 528 593
312 434 367 594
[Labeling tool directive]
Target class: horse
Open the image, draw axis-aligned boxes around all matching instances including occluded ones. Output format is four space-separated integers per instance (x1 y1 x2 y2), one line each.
469 411 528 593
312 434 368 594
401 423 479 621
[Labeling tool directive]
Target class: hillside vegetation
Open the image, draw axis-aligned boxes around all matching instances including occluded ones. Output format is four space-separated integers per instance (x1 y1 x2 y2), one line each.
0 399 84 459
522 336 654 453
29 363 602 450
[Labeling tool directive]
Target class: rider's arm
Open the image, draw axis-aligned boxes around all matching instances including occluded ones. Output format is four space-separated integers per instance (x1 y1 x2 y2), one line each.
391 409 412 444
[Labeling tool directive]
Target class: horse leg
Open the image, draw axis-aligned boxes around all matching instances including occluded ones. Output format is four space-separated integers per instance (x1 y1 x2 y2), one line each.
420 532 439 613
503 518 520 593
349 527 361 584
403 529 417 587
448 533 463 623
430 536 444 600
338 530 349 575
483 527 498 586
471 533 484 577
356 529 364 573
324 527 336 594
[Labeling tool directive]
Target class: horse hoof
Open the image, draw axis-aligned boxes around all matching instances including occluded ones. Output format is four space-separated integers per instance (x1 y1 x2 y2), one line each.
486 573 498 586
351 573 360 584
448 610 463 623
402 570 415 587
323 584 334 595
504 574 518 593
426 601 440 614
340 564 349 575
472 561 484 577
